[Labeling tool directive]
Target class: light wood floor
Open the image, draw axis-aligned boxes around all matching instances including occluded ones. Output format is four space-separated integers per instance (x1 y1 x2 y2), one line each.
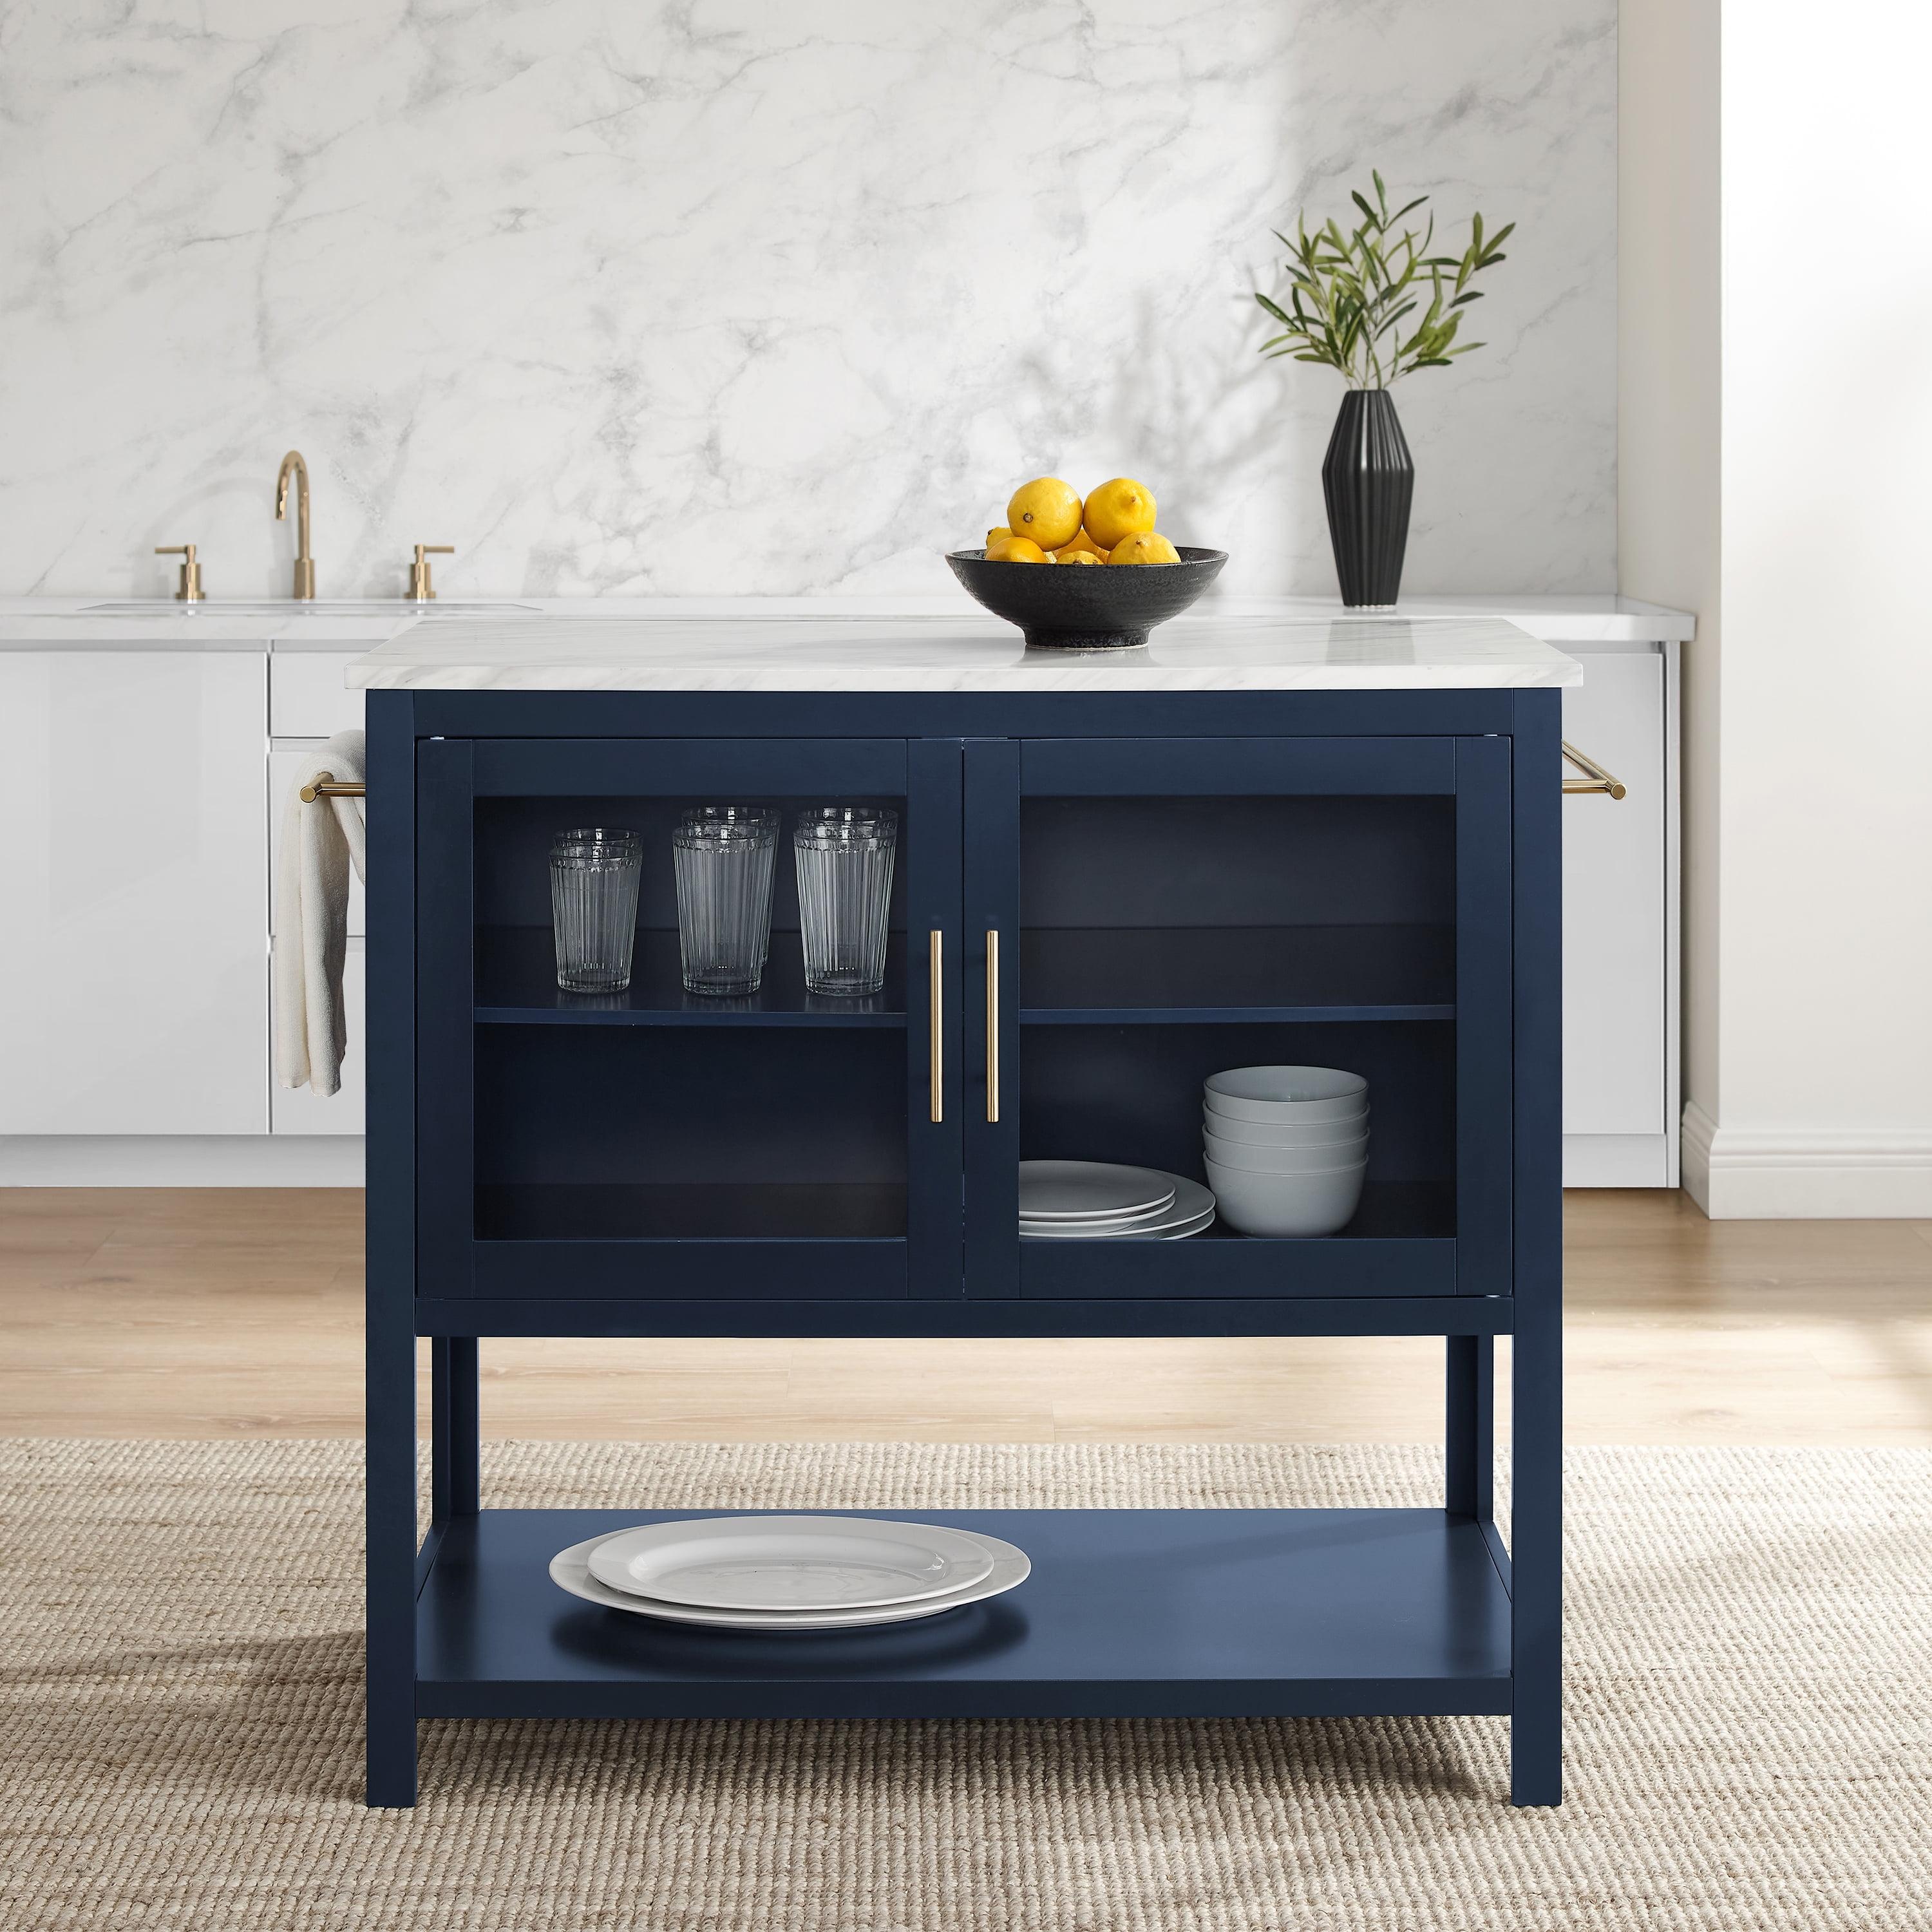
2 1188 1929 1445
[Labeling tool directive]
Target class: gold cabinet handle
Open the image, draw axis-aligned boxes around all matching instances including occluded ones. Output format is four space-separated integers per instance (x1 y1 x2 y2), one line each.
1562 741 1627 799
928 930 943 1124
985 929 1000 1123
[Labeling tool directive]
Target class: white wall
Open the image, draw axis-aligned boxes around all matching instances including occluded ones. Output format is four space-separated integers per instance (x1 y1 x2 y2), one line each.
1625 0 1932 1215
1618 0 1720 1126
0 1 1615 600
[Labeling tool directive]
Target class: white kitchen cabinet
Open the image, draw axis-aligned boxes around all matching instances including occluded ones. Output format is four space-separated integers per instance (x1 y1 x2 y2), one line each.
269 942 365 1135
0 650 268 1133
270 650 367 739
1561 643 1679 1185
0 598 1688 1186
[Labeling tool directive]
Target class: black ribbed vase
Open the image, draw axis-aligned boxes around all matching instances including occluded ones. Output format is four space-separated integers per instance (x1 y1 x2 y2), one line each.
1320 388 1414 609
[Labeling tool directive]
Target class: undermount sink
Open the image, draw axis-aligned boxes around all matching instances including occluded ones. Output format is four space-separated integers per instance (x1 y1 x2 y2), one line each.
81 600 539 616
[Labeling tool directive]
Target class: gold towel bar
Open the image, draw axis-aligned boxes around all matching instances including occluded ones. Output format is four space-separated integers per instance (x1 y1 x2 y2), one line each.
299 772 367 804
1560 741 1626 799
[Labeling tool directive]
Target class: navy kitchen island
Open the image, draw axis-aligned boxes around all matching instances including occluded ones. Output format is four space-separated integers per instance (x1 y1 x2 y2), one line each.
356 612 1571 1807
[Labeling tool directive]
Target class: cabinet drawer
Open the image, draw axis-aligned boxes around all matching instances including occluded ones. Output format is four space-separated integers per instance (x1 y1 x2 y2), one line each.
270 943 365 1134
270 652 365 738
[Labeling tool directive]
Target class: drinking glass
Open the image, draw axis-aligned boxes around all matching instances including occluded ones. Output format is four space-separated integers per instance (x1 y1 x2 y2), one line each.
550 828 642 993
677 805 778 965
794 806 898 996
673 807 777 995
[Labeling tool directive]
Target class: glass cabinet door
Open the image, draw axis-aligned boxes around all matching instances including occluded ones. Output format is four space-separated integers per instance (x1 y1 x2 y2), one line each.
962 736 1512 1300
415 736 963 1303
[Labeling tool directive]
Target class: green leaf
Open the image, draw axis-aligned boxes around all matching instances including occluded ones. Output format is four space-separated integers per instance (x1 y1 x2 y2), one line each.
1256 175 1511 387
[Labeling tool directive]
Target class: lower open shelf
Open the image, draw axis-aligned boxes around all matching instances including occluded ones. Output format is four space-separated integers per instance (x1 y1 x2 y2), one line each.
415 1507 1512 1719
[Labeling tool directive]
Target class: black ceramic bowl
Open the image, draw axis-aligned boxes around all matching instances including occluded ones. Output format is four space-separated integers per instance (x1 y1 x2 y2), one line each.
945 545 1227 650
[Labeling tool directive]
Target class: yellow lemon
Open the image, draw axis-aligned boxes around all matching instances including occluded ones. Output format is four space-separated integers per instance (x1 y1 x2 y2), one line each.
985 534 1048 564
1057 549 1104 565
1006 477 1083 551
1084 477 1157 551
1054 527 1108 561
985 526 1012 549
1107 530 1180 565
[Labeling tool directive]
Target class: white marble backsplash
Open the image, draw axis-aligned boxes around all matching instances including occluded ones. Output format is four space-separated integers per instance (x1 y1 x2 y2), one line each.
0 1 1615 599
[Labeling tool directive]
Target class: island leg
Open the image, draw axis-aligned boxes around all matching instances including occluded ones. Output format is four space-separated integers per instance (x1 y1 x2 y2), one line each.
1510 1288 1562 1806
1444 1334 1493 1522
1507 687 1564 1807
366 1309 419 1807
430 1337 480 1520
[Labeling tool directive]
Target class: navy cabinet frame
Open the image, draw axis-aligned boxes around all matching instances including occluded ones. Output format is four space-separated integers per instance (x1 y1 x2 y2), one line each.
366 685 1562 1809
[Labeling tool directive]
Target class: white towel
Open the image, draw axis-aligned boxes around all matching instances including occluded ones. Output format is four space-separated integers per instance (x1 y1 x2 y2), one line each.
275 730 367 1097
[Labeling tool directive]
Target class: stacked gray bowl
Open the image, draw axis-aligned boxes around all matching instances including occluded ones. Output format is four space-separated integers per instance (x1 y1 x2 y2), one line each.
1202 1066 1368 1236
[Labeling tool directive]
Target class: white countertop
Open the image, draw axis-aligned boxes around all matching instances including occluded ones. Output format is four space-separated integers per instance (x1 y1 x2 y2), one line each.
345 612 1583 693
0 591 1694 656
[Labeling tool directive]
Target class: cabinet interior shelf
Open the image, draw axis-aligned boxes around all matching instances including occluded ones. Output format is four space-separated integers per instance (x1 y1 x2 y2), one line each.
1017 926 1454 1024
469 1180 1448 1247
473 926 1450 1028
475 928 906 1027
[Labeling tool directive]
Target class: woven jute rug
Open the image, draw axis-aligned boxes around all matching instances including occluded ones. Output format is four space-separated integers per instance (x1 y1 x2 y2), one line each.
1 1439 1927 1931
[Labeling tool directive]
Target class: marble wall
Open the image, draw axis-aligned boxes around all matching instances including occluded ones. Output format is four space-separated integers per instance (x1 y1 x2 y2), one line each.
0 1 1615 598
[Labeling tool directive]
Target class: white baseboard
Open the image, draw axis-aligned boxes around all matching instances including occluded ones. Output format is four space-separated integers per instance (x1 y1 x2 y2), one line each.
0 1136 365 1186
1563 1133 1672 1188
1681 1102 1932 1217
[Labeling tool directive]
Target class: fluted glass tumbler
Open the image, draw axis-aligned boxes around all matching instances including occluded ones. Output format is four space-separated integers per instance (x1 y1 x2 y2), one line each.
550 828 641 993
795 806 898 996
673 808 777 996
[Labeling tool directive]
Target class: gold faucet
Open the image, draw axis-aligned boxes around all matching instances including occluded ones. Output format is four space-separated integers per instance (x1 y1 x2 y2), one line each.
274 450 316 599
154 543 203 601
408 544 455 600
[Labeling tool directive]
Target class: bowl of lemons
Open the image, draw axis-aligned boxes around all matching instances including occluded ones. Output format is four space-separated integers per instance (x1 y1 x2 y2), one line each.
946 477 1226 650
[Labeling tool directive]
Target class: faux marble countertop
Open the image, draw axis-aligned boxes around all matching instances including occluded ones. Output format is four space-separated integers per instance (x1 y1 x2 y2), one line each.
0 592 1692 655
346 612 1583 693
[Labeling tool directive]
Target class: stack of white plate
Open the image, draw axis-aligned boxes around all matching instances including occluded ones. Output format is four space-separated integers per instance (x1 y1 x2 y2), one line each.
1018 1159 1214 1241
550 1515 1029 1630
1202 1066 1368 1236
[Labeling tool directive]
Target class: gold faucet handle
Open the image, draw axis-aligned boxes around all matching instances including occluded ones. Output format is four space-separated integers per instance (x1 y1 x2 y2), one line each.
155 544 203 602
408 544 455 601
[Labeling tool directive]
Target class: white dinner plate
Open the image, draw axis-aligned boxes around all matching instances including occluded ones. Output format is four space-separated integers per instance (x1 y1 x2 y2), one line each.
1017 1160 1177 1222
1018 1200 1175 1235
1019 1201 1178 1235
1019 1175 1213 1239
553 1528 1030 1630
1023 1205 1215 1241
587 1513 996 1611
